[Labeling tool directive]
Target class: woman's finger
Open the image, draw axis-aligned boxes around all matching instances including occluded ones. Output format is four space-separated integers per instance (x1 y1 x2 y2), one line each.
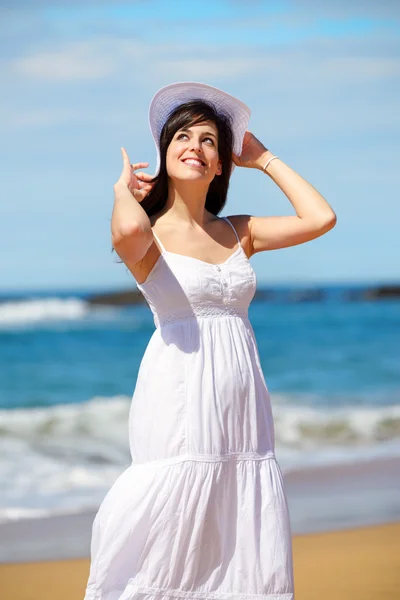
121 147 131 165
132 189 145 202
138 181 154 190
130 162 149 171
135 171 154 181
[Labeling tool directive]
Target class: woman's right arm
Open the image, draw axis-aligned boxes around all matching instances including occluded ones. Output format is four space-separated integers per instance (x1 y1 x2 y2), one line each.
111 149 155 265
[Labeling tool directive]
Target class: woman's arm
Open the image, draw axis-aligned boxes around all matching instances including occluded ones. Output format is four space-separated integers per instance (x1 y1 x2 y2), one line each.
248 150 336 254
232 133 337 254
111 149 155 265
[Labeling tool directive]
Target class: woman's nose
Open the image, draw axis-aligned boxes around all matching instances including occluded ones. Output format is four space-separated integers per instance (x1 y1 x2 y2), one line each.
189 138 202 151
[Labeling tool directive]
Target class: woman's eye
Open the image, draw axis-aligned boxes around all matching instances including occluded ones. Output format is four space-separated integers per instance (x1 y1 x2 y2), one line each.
177 133 214 144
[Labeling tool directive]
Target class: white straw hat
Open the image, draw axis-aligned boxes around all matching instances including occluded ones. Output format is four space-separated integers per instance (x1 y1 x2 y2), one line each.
148 81 251 176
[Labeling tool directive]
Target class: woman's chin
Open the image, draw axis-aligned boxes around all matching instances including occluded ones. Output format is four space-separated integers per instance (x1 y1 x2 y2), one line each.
170 171 210 183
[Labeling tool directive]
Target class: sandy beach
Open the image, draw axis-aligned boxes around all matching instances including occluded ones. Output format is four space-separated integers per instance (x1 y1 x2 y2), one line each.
0 521 399 600
1 456 400 599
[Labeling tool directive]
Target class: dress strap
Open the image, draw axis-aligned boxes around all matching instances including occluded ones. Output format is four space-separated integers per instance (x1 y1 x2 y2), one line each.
152 229 166 253
222 216 242 247
153 219 240 253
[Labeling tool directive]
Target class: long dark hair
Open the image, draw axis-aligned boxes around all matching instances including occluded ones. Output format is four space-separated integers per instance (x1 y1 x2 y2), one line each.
112 99 234 261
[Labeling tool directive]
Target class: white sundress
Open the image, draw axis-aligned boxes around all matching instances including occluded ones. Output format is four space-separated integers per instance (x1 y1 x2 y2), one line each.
83 216 295 600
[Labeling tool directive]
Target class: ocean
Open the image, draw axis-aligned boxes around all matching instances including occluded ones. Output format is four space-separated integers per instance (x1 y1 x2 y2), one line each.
1 285 399 524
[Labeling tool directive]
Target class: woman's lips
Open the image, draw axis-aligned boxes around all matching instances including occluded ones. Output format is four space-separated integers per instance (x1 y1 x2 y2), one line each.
182 159 205 168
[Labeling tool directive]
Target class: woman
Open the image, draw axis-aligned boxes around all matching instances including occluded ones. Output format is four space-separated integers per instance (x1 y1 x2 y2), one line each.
83 82 336 600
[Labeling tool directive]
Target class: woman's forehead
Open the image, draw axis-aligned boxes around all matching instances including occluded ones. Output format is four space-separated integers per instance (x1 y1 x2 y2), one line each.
180 120 218 134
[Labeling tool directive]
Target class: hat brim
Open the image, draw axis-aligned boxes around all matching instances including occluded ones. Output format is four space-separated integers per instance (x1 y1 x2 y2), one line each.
148 81 251 176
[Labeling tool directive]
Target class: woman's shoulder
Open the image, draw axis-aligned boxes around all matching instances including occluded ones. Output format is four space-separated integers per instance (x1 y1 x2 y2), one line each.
223 214 253 256
223 213 252 232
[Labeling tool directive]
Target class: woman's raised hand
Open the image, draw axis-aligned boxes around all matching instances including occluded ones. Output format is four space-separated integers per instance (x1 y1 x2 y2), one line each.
115 147 155 203
232 131 269 170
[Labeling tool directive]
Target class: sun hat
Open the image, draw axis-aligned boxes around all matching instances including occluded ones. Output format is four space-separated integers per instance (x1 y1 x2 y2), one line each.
148 81 251 176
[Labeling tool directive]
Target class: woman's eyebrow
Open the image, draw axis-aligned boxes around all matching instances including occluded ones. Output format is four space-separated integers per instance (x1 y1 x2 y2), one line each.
178 127 217 139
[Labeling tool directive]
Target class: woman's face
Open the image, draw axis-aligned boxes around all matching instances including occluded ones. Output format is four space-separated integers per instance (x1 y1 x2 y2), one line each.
166 119 222 183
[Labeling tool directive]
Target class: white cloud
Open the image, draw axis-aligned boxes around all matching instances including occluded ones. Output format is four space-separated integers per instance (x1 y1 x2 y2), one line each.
13 40 116 81
154 57 263 81
322 56 400 80
9 38 269 83
2 107 83 128
7 34 400 85
0 103 147 131
285 0 400 19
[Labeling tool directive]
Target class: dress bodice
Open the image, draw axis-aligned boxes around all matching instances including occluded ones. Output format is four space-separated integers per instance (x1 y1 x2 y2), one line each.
136 217 256 328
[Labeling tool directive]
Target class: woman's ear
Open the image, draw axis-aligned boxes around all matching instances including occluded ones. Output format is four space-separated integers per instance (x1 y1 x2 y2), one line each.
215 159 222 176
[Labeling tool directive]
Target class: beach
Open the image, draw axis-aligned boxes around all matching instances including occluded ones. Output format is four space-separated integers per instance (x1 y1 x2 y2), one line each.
1 521 399 600
1 455 399 599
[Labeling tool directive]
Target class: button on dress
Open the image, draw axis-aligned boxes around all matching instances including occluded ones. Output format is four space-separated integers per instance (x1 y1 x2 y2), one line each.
83 217 295 600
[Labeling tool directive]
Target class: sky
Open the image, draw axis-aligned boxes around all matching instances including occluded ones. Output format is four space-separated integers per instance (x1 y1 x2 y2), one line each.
1 0 399 291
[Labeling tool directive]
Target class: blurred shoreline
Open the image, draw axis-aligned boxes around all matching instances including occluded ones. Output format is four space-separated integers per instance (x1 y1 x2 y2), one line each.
86 283 400 306
1 454 399 564
1 282 400 305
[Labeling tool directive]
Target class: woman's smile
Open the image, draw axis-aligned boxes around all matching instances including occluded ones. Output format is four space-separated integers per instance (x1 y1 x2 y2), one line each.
182 158 206 168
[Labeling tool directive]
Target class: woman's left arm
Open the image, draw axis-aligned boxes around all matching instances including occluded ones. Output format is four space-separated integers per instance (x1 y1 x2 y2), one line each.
233 133 337 254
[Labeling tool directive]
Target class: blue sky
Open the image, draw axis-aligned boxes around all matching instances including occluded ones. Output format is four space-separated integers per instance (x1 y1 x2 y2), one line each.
1 0 399 291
